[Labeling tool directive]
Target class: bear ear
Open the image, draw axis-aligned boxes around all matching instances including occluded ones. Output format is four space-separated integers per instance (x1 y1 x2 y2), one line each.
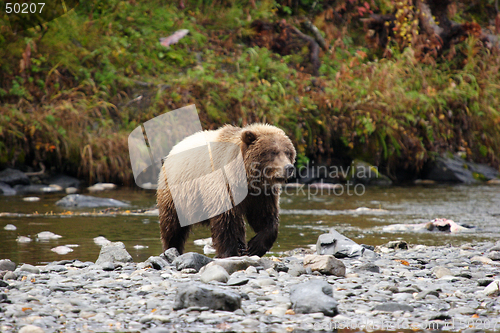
242 130 257 145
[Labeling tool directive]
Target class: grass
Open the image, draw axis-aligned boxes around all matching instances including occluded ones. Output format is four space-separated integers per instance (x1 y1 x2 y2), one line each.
0 0 499 184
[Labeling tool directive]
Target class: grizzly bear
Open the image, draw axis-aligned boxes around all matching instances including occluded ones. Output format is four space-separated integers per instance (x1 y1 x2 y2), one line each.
157 123 296 258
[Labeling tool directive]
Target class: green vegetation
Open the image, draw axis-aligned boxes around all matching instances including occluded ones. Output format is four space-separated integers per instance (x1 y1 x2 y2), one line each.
0 0 499 184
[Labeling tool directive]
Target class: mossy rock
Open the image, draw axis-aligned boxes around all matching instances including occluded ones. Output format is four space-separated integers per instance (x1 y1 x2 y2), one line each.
348 160 392 186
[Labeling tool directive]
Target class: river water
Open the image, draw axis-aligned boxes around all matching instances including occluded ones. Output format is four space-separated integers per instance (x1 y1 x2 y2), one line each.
0 184 499 265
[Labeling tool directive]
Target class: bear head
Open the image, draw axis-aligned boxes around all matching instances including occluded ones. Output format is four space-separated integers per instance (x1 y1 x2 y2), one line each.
241 124 296 188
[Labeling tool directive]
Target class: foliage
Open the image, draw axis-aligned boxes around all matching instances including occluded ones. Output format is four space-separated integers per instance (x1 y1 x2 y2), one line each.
0 0 499 184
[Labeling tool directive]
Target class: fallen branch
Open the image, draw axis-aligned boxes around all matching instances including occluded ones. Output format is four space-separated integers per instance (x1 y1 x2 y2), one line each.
290 26 320 76
24 163 45 177
302 20 328 52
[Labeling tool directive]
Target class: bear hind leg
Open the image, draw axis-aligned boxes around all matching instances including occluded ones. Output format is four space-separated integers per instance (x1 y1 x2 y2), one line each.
160 213 191 254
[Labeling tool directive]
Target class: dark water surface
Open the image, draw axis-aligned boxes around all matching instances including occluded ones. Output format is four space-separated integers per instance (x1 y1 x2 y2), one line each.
0 185 499 265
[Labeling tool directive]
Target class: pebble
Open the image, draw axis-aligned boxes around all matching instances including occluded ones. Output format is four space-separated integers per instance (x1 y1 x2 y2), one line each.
23 197 40 202
18 325 45 333
16 236 32 243
36 231 62 241
432 266 453 278
200 265 229 283
50 246 73 255
3 224 16 231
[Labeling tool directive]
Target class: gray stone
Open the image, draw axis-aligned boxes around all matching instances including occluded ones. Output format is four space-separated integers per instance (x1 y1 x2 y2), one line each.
55 194 129 208
0 168 30 186
95 242 133 265
290 280 338 317
448 306 476 315
227 277 249 286
487 251 500 261
386 241 408 249
303 255 346 276
483 281 500 296
478 278 494 287
49 284 75 292
173 252 213 272
432 266 453 279
3 271 17 280
288 264 306 277
65 187 78 194
146 328 171 333
19 264 40 274
354 263 380 273
316 228 377 259
18 325 45 333
46 174 81 189
161 248 180 263
200 256 272 275
4 224 17 230
373 302 413 312
200 265 229 283
0 182 16 195
273 262 289 272
145 256 169 270
174 283 241 311
254 278 276 287
99 262 116 271
44 264 68 273
0 259 16 271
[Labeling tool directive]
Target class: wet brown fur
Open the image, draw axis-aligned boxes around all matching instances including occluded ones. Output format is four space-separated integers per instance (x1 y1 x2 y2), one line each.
157 124 296 258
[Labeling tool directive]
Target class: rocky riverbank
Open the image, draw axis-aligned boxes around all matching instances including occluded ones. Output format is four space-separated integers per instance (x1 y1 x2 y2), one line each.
1 235 500 333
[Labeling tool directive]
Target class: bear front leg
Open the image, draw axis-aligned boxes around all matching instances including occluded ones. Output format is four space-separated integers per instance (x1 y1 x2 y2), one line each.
244 193 280 257
210 211 246 258
246 220 279 257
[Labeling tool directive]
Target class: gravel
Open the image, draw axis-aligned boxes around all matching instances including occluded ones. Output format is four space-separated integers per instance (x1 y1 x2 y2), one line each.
1 241 500 332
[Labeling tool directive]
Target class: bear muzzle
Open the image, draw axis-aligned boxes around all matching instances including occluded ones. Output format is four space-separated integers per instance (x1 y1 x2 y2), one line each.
284 164 295 179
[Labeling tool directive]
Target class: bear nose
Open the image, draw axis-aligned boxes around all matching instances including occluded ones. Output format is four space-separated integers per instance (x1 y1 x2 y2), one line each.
284 164 295 179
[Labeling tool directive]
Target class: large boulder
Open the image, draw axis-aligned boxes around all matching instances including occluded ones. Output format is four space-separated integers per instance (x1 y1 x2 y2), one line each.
46 174 81 189
56 194 129 208
174 284 241 311
0 168 30 186
423 155 499 183
316 228 378 259
290 280 338 316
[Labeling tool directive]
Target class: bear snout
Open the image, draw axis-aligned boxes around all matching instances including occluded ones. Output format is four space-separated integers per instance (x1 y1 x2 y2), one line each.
285 164 295 179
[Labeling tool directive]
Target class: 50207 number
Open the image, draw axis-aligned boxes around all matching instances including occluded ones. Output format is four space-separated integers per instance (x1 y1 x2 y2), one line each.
5 3 45 14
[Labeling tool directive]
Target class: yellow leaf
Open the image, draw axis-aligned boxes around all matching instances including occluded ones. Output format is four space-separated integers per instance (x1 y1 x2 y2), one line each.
395 259 410 266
